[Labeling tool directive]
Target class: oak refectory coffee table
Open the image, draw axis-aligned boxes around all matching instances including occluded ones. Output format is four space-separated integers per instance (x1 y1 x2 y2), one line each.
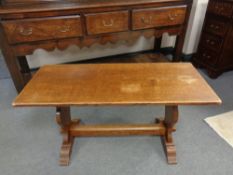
13 63 221 166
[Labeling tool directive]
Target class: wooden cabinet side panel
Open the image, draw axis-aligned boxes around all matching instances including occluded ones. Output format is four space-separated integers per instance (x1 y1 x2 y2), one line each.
219 26 233 68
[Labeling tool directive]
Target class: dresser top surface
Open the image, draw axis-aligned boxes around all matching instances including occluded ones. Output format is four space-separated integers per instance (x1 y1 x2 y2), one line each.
13 63 221 107
0 0 190 15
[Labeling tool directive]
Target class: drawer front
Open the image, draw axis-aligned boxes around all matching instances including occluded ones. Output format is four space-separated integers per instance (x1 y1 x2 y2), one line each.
200 33 223 52
197 48 219 66
2 16 83 44
204 17 228 37
208 1 233 18
132 6 186 30
85 11 129 35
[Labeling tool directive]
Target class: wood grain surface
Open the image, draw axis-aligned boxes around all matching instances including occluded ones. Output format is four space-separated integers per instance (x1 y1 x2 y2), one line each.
85 11 129 35
13 63 221 106
2 15 83 44
132 6 186 30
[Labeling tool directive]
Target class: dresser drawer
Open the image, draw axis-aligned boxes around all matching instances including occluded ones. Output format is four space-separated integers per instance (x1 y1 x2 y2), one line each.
85 11 129 35
132 6 186 30
200 33 223 52
2 16 83 44
208 1 233 18
204 17 228 37
197 48 219 66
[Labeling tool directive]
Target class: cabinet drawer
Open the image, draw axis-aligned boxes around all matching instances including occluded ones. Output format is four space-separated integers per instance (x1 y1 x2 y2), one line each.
197 48 219 66
200 33 223 52
132 6 186 30
85 11 129 35
2 16 83 44
208 1 233 18
204 18 228 37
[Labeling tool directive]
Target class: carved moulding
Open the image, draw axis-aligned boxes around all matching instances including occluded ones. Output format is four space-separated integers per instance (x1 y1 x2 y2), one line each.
13 27 182 56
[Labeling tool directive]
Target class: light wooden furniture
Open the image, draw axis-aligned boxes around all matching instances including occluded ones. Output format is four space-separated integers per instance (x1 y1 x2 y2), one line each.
193 0 233 78
13 63 221 166
0 0 193 93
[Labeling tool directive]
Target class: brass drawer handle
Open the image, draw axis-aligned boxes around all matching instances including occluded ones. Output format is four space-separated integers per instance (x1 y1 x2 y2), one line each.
210 24 220 30
58 26 71 33
102 19 114 27
210 24 214 28
168 14 178 21
141 16 152 24
18 27 33 36
202 53 211 59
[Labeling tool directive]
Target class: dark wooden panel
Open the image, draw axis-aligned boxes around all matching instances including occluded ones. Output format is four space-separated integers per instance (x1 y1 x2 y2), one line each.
219 25 233 68
204 17 228 37
85 11 129 35
193 0 233 78
199 33 223 52
208 1 233 18
196 48 219 66
132 6 186 30
2 15 83 44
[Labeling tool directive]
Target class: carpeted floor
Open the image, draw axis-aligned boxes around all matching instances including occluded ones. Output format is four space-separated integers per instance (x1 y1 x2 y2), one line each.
0 54 233 175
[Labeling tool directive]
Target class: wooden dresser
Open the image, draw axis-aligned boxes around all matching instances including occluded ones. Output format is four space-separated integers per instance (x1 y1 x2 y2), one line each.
0 0 193 92
193 0 233 78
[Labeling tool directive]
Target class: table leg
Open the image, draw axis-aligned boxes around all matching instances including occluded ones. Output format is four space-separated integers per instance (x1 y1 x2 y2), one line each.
161 105 178 164
56 107 80 166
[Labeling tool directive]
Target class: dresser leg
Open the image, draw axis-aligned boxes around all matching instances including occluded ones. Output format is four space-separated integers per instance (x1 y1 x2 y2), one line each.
17 56 32 84
0 26 25 92
173 35 183 62
173 1 192 62
162 105 178 164
154 36 162 52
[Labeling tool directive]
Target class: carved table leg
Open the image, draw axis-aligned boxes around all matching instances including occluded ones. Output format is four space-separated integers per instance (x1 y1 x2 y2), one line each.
158 105 178 164
56 107 80 166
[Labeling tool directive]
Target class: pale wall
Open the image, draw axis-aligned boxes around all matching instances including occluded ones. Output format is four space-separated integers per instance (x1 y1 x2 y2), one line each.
27 0 209 68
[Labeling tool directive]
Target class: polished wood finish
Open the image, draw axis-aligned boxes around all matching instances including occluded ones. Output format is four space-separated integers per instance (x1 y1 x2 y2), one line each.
0 0 193 92
193 0 233 78
85 11 129 35
163 105 178 164
132 6 186 30
199 33 222 52
2 16 83 44
56 107 80 166
13 63 221 106
208 0 233 18
204 18 228 37
70 123 165 136
13 63 221 166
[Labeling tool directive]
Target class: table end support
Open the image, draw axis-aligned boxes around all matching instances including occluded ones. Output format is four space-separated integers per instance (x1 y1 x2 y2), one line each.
56 107 80 166
156 105 178 164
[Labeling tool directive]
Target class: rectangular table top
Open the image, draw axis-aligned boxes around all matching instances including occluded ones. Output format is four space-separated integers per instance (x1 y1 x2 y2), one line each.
13 63 221 107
